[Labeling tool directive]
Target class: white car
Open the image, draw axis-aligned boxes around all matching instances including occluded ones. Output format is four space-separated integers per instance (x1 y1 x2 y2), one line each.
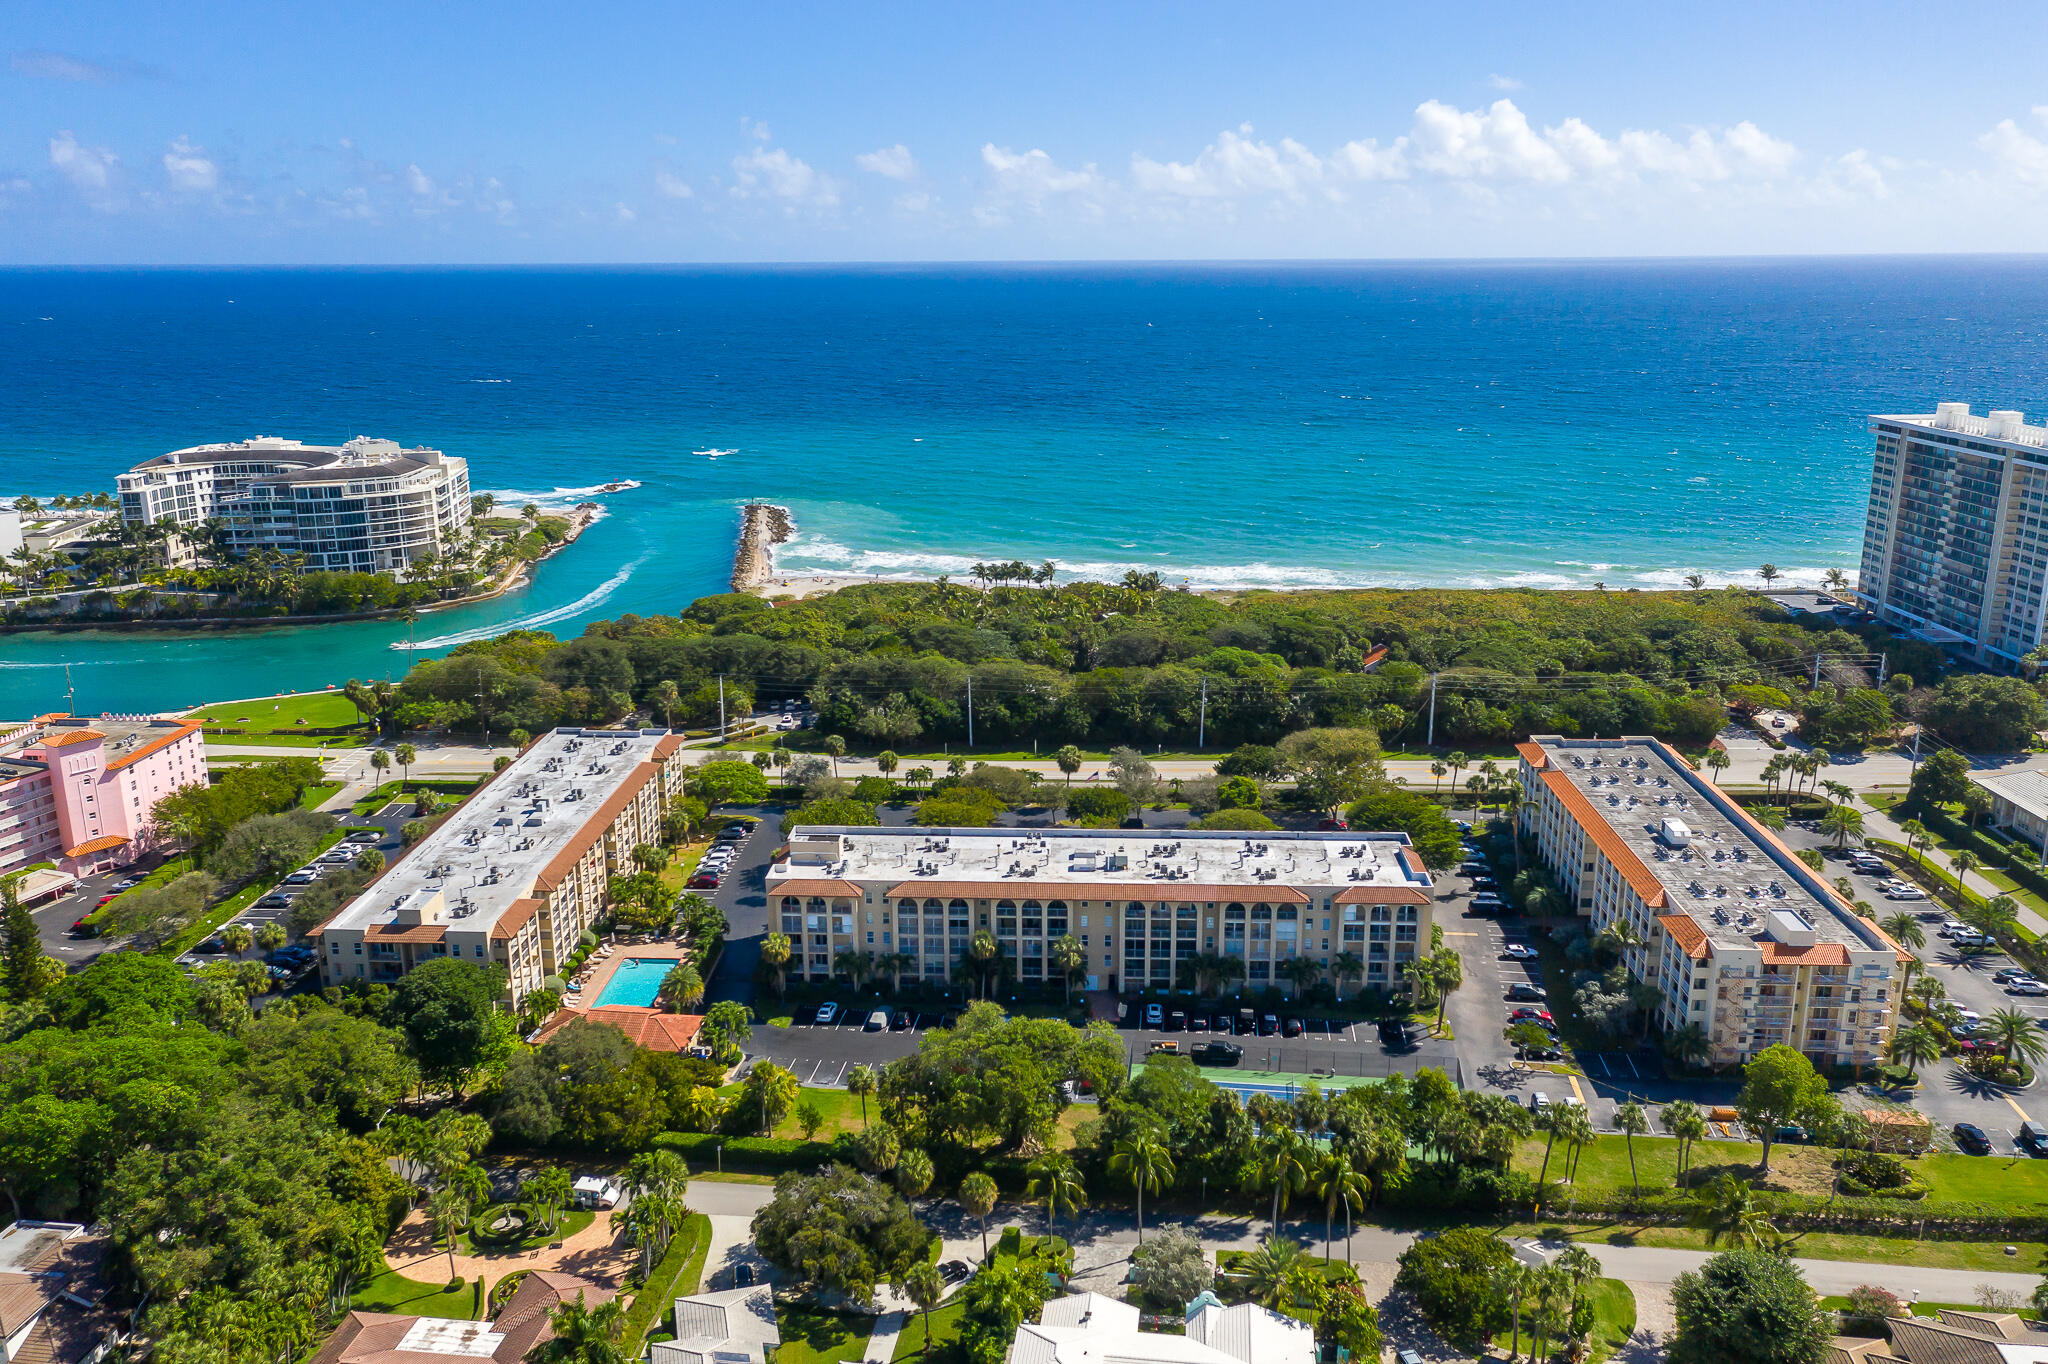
1954 1008 1983 1026
1884 885 1927 901
1938 919 1970 937
1502 943 1540 961
2008 978 2048 996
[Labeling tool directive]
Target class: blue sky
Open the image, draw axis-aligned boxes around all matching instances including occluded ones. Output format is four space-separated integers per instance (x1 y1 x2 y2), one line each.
7 0 2048 262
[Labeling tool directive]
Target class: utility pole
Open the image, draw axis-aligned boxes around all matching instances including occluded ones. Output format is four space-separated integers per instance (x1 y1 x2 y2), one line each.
1426 673 1438 747
1812 653 1823 690
1910 724 1921 776
1198 678 1208 750
1878 651 1888 686
63 663 75 716
716 675 727 738
966 675 974 749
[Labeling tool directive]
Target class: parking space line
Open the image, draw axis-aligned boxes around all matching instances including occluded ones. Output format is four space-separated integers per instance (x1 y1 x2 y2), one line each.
1567 1073 1587 1104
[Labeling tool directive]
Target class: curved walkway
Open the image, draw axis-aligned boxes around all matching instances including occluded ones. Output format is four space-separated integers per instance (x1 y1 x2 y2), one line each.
383 1203 636 1290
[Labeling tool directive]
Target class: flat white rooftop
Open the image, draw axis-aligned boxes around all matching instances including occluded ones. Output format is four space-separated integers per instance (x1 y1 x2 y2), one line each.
1874 403 2048 451
1534 737 1888 956
772 826 1430 897
323 727 670 937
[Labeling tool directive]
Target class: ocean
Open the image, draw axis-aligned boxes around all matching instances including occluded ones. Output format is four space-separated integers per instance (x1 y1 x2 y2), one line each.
5 258 2048 717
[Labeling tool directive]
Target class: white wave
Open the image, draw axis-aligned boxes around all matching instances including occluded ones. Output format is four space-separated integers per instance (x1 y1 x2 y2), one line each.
483 479 641 508
693 449 736 458
469 378 511 383
773 533 1851 595
394 556 647 651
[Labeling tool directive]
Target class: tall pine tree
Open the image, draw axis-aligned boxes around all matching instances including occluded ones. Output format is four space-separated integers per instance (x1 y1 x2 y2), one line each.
1 875 42 999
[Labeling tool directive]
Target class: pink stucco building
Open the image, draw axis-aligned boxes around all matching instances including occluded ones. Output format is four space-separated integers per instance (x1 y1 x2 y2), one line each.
0 715 207 875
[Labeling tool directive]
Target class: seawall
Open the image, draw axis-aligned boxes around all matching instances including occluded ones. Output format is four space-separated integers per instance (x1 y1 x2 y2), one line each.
731 503 795 592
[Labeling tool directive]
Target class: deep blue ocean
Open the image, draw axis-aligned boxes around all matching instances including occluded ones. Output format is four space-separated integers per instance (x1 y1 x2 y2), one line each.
5 258 2048 717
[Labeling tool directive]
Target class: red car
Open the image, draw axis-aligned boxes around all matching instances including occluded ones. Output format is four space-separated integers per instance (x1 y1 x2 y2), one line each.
686 871 721 889
96 893 118 906
1509 1007 1553 1025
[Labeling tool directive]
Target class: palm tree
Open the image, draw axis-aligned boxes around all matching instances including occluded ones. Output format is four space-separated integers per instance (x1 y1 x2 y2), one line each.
1665 1022 1711 1072
526 1166 574 1234
652 679 681 730
1659 1100 1708 1183
760 932 791 996
1499 1259 1534 1362
1986 1008 2048 1071
1554 1104 1596 1183
395 742 417 790
968 930 999 998
222 923 254 960
1950 849 1980 907
1758 564 1781 588
1703 747 1731 784
1236 1236 1306 1312
1684 572 1708 593
427 1186 471 1282
1054 745 1083 794
530 1293 628 1364
1880 911 1926 995
956 1171 999 1258
1750 804 1787 833
1888 1022 1942 1080
1253 1129 1310 1236
1109 1132 1175 1245
1689 1173 1777 1250
1614 1100 1649 1197
1330 950 1364 999
254 922 286 955
1025 1154 1088 1239
1821 803 1864 849
658 962 705 1012
1311 1148 1370 1262
898 1260 945 1356
1051 933 1088 1004
1901 819 1930 869
846 1064 876 1128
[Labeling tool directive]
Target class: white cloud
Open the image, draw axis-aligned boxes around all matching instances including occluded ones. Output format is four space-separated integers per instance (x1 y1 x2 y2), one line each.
1487 74 1523 92
1983 107 2048 188
980 144 1105 202
615 202 636 223
1813 148 1888 199
1410 99 1572 182
730 145 839 207
856 144 919 180
653 167 694 199
406 164 436 197
1131 125 1327 199
49 131 116 190
476 176 516 223
1330 138 1409 181
162 136 218 192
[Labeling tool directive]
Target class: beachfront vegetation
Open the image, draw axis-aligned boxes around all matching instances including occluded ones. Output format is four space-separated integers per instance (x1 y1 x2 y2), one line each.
381 579 1928 748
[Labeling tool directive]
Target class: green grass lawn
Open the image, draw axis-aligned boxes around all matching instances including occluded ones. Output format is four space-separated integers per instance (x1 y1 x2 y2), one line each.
189 690 366 732
1510 1131 2048 1213
349 1268 479 1319
461 1205 595 1254
778 1086 875 1140
1819 1294 2039 1322
298 781 343 809
776 1306 876 1364
892 1299 964 1363
1492 1279 1634 1363
1501 1220 2048 1273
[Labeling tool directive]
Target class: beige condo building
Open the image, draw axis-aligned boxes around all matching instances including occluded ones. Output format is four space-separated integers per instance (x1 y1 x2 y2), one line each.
1517 736 1905 1070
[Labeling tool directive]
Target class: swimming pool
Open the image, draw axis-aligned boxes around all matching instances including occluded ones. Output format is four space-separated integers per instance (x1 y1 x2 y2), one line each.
592 957 676 1008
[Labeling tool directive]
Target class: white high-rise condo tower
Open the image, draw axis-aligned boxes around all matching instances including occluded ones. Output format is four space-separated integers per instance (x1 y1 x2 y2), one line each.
1858 403 2048 666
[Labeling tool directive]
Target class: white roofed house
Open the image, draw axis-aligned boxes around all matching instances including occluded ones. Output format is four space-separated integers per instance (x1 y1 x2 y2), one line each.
1010 1292 1315 1364
1969 770 2048 854
649 1285 779 1364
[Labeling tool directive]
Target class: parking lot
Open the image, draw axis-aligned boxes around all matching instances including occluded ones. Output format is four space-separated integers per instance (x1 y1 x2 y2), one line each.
741 1008 932 1079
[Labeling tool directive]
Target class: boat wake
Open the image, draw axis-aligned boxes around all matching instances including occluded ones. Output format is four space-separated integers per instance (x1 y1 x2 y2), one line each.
392 556 647 651
483 479 641 510
693 448 737 459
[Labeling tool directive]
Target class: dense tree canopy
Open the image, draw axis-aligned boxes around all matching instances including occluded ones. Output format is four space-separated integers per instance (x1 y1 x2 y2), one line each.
378 582 1914 749
1668 1250 1830 1364
751 1164 933 1301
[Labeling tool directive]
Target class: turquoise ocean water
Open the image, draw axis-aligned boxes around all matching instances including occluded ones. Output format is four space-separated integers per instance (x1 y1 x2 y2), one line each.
5 259 2048 717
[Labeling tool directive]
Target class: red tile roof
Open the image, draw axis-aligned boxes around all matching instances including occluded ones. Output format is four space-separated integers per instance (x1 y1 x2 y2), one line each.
106 719 202 772
769 878 866 898
1516 742 1550 769
1657 914 1710 960
62 834 128 858
538 1008 703 1052
1761 942 1852 968
362 923 448 944
1334 884 1432 905
491 898 545 940
38 730 104 750
1538 769 1667 907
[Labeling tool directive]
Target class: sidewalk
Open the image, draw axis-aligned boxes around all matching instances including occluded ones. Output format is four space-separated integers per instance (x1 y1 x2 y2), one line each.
1854 798 2048 937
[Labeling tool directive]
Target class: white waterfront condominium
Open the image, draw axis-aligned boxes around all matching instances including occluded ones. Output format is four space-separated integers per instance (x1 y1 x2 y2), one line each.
1857 402 2048 666
117 435 471 572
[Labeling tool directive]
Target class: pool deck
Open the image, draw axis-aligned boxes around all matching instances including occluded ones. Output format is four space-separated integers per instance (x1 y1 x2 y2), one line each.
564 940 690 1014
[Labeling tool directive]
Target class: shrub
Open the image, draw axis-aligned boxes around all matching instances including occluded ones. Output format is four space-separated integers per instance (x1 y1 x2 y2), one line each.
1064 789 1131 823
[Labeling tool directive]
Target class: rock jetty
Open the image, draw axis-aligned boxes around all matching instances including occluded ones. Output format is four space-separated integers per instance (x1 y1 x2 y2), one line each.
731 503 794 591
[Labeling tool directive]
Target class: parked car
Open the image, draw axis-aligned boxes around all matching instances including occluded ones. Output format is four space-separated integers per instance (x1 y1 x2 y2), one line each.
1214 1012 1236 1033
1530 1091 1552 1113
2009 978 2048 996
1517 1043 1563 1062
1194 1040 1244 1065
1283 1017 1305 1037
346 830 382 843
889 1011 913 1031
1144 1003 1164 1027
687 871 721 889
1378 1020 1420 1050
2022 1121 2048 1155
282 871 318 886
1883 885 1927 901
717 823 751 841
1259 1013 1280 1035
814 1003 840 1025
865 1009 889 1032
1316 817 1349 830
256 893 292 908
1954 1122 1994 1155
733 1263 756 1288
939 1261 971 1286
1509 1007 1554 1024
111 877 141 891
1502 943 1539 961
1995 967 2033 983
1166 1010 1187 1032
1506 983 1548 1002
1186 1013 1208 1033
